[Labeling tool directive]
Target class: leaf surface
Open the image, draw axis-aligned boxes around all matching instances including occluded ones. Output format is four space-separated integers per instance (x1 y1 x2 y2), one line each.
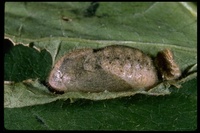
4 2 197 130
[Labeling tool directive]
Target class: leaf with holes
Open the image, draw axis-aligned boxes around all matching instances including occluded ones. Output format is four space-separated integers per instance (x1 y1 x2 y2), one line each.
4 2 197 130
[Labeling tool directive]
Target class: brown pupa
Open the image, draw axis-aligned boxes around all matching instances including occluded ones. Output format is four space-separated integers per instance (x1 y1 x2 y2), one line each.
47 45 180 93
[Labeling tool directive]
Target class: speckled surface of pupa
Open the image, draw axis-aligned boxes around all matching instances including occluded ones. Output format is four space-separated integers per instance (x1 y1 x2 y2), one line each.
47 45 158 92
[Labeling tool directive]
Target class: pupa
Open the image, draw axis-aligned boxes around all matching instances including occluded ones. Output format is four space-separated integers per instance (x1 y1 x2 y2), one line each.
47 45 181 93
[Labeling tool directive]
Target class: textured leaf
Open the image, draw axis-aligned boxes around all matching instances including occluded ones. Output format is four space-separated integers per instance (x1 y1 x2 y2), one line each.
4 2 196 130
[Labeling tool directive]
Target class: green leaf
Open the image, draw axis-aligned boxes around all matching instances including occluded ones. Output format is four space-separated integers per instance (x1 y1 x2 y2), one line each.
4 42 52 82
4 79 197 130
4 37 196 108
4 2 196 130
